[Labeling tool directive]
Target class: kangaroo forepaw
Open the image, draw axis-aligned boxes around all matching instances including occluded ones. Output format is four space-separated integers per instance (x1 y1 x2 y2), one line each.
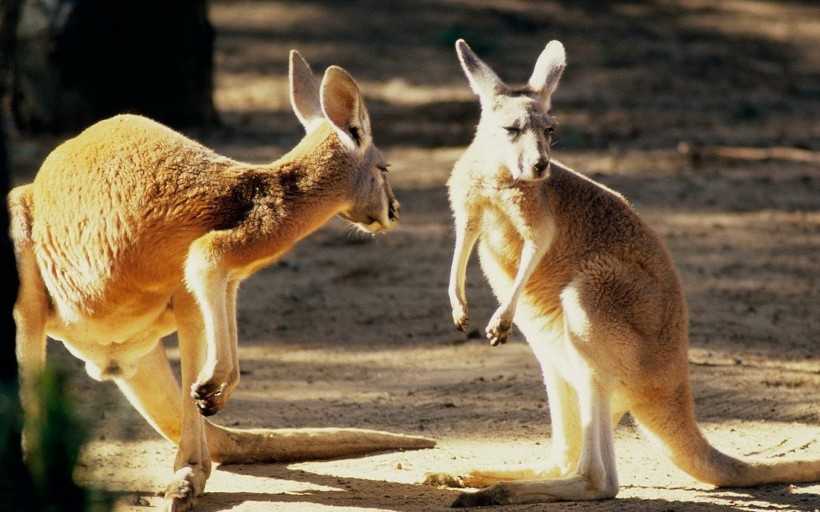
485 318 512 346
452 303 469 333
454 314 469 333
486 307 514 346
191 380 230 416
191 364 239 416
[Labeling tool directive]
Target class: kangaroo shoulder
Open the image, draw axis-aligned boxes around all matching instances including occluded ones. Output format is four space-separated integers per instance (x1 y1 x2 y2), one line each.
447 153 485 204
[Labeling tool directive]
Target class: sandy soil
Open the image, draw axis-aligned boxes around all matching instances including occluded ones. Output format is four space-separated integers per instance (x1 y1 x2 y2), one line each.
9 1 820 511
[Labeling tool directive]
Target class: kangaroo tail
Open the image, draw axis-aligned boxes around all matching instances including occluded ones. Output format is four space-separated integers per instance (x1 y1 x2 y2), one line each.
631 382 820 487
205 422 435 465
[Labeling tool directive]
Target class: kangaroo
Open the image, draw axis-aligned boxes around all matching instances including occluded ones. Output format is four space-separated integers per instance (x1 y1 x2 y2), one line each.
9 50 434 512
423 39 820 507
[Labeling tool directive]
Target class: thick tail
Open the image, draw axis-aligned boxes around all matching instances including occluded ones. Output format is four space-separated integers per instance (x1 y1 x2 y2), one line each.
205 422 435 465
631 382 820 487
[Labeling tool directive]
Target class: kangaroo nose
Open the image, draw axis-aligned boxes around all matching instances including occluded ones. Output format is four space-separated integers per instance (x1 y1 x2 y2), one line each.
388 199 400 222
532 159 549 176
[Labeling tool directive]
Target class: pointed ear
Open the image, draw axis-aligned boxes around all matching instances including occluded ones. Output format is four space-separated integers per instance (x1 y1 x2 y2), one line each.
320 65 370 151
289 50 324 132
455 39 505 102
528 40 566 109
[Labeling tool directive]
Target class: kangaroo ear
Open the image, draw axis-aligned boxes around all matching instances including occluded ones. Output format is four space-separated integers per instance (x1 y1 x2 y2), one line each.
456 39 505 102
289 50 324 132
320 65 370 151
528 40 566 109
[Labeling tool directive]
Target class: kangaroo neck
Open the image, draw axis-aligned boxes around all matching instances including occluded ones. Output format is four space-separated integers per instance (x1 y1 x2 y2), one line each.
263 125 352 203
235 126 354 241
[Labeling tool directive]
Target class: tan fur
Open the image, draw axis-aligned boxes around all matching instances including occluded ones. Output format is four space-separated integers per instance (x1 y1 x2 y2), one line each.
423 39 820 507
10 51 433 512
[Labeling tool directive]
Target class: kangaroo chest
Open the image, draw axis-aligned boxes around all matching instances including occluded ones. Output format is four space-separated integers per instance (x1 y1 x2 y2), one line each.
475 182 550 271
472 179 570 327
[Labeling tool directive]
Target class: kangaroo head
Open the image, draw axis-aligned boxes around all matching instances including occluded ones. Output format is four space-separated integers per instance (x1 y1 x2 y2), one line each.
456 39 566 181
289 51 399 233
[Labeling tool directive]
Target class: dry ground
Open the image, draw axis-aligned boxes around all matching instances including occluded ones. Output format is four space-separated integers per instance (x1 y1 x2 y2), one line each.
8 1 820 511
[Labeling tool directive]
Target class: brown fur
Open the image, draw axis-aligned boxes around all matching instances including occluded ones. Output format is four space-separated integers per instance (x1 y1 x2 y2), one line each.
10 51 432 512
423 39 820 507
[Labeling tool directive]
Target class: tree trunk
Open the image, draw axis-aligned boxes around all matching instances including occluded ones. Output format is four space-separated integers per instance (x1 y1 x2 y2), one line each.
0 0 37 508
12 0 216 134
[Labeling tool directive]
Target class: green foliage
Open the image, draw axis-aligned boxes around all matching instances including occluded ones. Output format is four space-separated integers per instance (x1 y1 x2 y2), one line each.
1 366 112 512
0 380 35 512
26 367 89 511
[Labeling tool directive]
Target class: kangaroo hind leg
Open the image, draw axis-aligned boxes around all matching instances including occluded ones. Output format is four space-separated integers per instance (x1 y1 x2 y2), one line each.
113 338 211 511
10 186 50 453
158 290 214 511
426 363 584 491
114 341 184 444
452 345 619 507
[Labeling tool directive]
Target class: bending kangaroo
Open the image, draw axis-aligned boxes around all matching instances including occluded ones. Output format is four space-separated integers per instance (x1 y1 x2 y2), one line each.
9 51 433 511
424 39 820 507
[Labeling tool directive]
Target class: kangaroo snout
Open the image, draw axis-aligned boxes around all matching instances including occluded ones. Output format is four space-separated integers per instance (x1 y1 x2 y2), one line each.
388 197 400 222
531 157 550 178
516 154 550 181
344 192 400 234
377 197 400 232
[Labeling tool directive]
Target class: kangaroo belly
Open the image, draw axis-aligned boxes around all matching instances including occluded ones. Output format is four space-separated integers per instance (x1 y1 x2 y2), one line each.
47 302 176 381
476 205 522 302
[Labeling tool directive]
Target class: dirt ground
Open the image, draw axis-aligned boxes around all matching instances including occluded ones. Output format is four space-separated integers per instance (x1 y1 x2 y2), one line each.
8 1 820 511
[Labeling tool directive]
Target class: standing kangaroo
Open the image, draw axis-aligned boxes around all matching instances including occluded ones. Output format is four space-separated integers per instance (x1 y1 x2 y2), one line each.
424 39 820 507
9 51 433 511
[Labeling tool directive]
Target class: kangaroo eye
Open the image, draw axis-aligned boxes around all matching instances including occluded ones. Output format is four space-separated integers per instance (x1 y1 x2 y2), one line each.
377 165 390 174
545 126 555 136
504 126 520 136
